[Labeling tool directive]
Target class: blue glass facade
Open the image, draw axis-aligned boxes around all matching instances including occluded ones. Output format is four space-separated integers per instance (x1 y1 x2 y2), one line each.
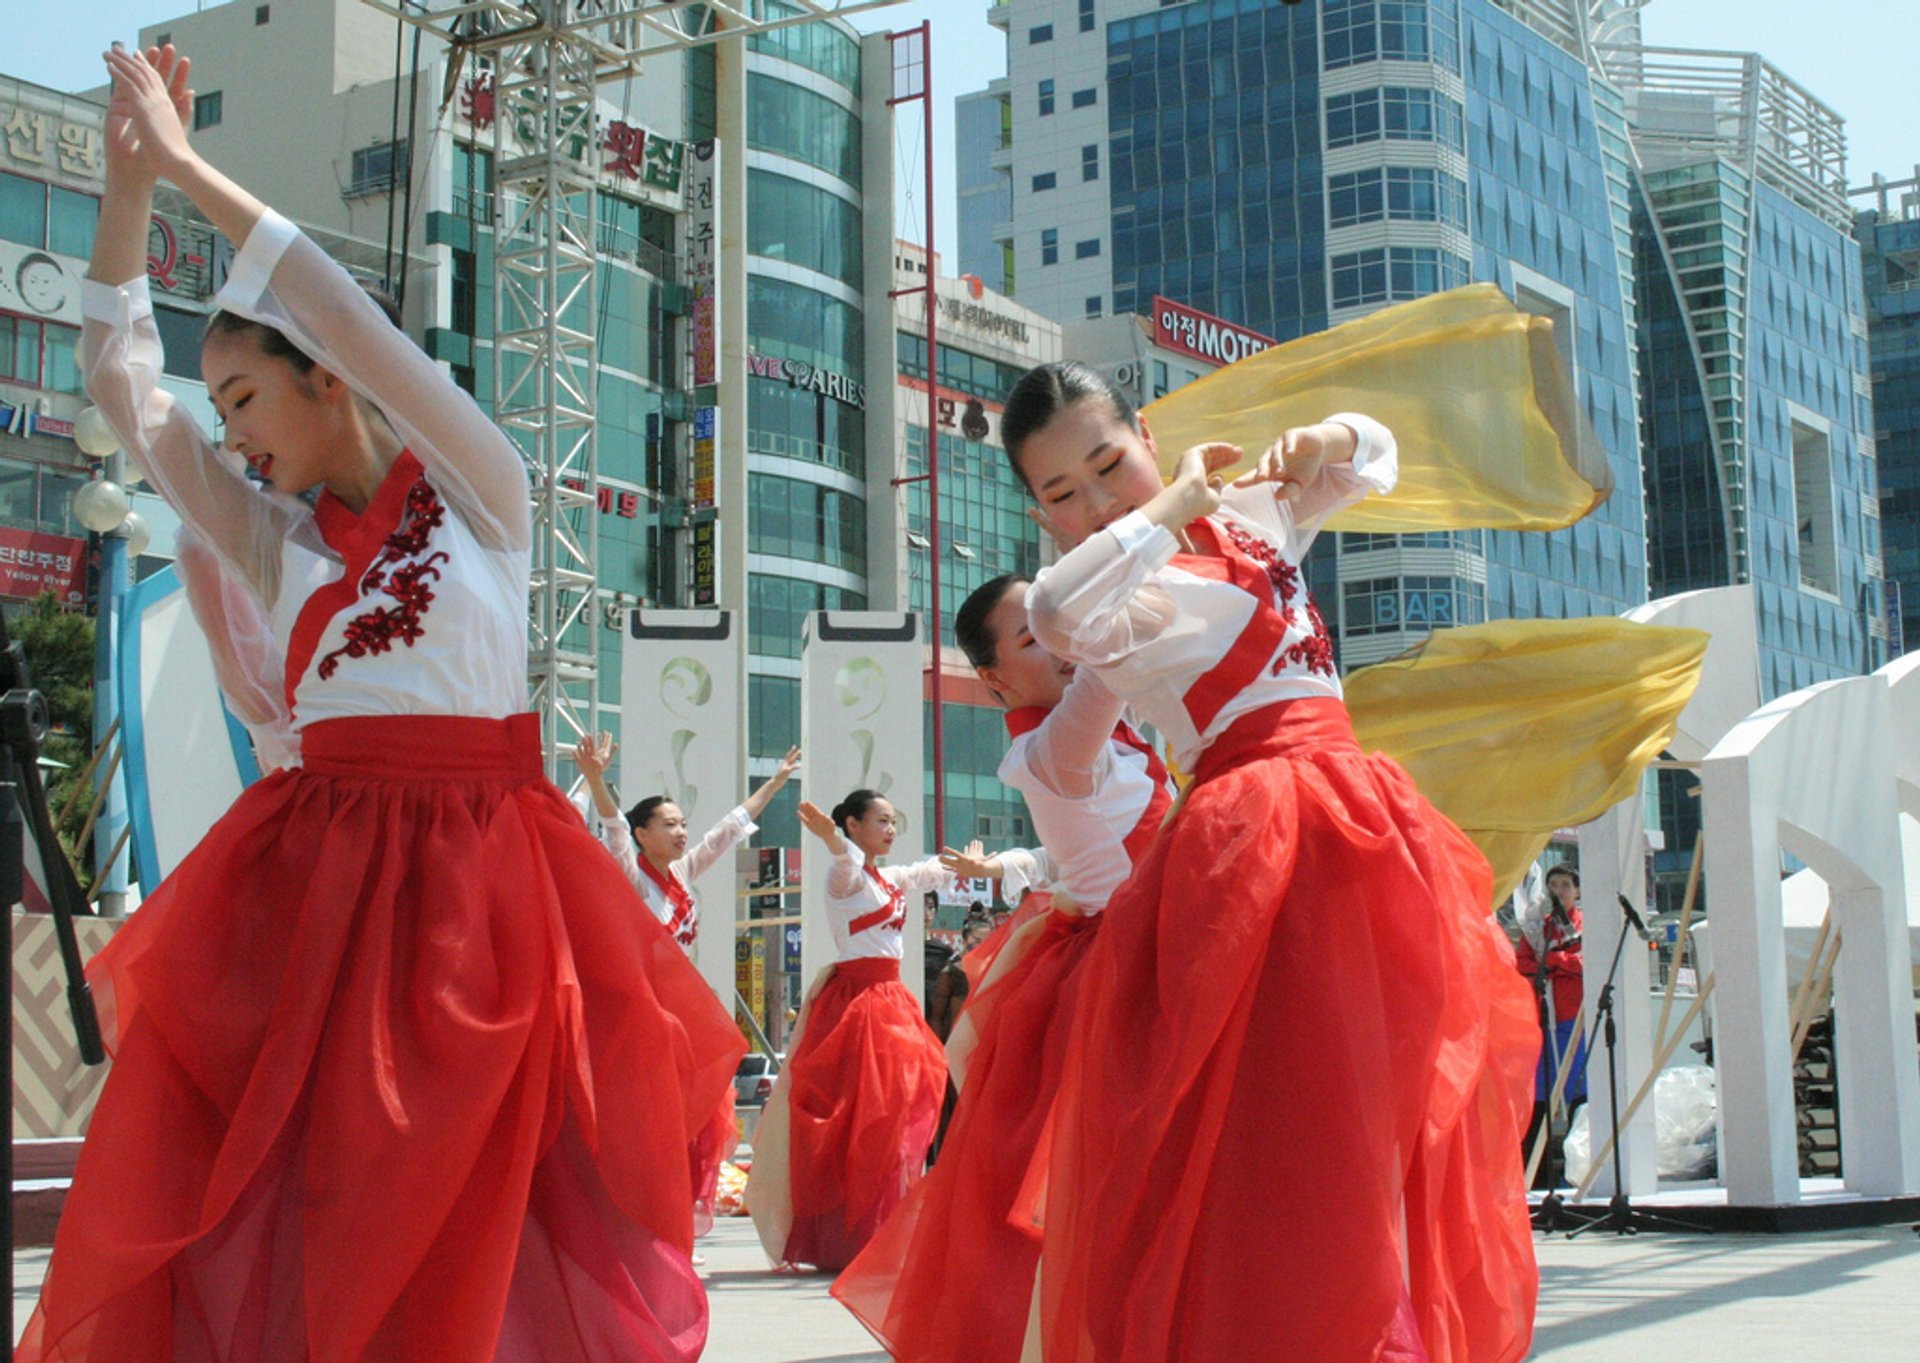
1461 1 1647 631
1104 0 1327 340
1857 202 1919 656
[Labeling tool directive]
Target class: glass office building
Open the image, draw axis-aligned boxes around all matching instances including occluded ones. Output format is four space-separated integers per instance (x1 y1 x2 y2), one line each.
1855 175 1920 658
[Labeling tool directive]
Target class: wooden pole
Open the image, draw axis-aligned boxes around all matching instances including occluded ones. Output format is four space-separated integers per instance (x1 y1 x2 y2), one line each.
1790 930 1843 1064
53 715 121 830
71 742 124 856
1784 912 1834 1053
1575 972 1716 1201
1653 833 1705 1054
85 825 133 905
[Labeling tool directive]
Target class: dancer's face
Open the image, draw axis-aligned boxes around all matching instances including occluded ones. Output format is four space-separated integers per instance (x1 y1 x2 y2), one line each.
842 797 898 860
203 330 348 498
978 584 1074 711
1014 398 1165 549
636 801 689 862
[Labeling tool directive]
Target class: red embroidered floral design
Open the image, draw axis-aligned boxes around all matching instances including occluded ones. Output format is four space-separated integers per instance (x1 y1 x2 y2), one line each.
316 478 451 680
1218 519 1336 680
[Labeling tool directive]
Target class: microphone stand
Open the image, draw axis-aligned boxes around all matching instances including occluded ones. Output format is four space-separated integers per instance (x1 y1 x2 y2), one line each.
1566 894 1708 1236
0 613 107 1344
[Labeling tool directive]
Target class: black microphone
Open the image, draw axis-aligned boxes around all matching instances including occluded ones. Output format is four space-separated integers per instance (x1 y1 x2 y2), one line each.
1617 893 1654 942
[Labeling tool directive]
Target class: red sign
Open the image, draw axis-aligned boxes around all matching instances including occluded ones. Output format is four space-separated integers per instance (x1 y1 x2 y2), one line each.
1152 295 1277 368
0 528 86 604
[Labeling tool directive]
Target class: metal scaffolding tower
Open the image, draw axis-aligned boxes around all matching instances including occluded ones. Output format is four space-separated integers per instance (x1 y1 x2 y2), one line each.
362 0 905 772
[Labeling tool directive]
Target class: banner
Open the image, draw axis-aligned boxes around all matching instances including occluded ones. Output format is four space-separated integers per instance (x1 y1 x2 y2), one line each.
0 528 84 605
686 139 719 387
800 612 927 992
622 608 741 1006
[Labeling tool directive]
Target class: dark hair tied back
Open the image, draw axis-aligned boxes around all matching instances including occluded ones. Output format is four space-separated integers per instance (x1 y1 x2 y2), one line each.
626 795 673 833
1000 361 1138 486
831 789 884 836
955 575 1026 670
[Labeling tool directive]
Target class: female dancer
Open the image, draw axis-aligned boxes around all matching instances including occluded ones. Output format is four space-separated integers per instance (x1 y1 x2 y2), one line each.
746 791 951 1272
572 733 802 948
832 573 1175 1363
23 45 742 1363
571 734 800 1232
1013 363 1538 1362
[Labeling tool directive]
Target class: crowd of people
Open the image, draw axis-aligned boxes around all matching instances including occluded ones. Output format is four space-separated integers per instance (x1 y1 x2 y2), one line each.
21 40 1545 1363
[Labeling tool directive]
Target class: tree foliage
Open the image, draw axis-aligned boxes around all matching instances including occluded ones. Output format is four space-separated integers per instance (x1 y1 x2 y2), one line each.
11 593 97 884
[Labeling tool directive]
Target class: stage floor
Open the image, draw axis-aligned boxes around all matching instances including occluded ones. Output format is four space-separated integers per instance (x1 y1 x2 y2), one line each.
1532 1176 1920 1232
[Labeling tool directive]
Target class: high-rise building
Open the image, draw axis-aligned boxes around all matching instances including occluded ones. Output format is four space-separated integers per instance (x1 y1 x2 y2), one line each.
959 0 1651 674
1607 42 1887 698
1853 170 1919 659
891 242 1061 858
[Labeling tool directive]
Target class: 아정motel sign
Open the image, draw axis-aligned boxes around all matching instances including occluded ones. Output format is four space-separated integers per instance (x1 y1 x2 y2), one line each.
1152 296 1277 368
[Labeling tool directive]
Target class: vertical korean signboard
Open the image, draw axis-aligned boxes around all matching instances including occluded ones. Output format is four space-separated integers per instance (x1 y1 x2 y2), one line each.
692 405 717 511
687 140 720 387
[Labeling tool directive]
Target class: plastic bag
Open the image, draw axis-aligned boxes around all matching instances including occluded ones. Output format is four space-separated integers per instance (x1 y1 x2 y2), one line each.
1558 1065 1718 1189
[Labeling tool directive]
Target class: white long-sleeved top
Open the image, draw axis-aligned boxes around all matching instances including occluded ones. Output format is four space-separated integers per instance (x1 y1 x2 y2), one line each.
587 803 757 948
80 210 531 759
995 668 1175 913
1026 414 1396 774
825 845 951 963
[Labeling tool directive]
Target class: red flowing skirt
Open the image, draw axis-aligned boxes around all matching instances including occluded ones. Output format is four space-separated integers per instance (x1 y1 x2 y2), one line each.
1038 700 1539 1363
780 958 946 1272
18 714 745 1363
959 889 1051 994
689 1094 739 1239
833 909 1100 1362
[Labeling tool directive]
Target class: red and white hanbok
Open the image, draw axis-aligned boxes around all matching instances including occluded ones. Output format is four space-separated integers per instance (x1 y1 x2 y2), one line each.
747 846 948 1272
833 668 1174 1362
19 211 744 1363
1025 416 1539 1363
588 803 759 1229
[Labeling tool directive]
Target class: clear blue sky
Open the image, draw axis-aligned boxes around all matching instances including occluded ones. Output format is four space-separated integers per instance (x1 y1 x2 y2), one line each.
16 1 1917 255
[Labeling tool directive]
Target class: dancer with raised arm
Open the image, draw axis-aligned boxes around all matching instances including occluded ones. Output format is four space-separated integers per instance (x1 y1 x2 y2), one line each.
573 734 802 949
832 572 1176 1363
21 44 742 1363
746 791 952 1272
572 733 801 1233
1011 363 1538 1363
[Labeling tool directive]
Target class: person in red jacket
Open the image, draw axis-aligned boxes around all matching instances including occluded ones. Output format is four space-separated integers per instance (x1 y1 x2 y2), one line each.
1515 865 1588 1186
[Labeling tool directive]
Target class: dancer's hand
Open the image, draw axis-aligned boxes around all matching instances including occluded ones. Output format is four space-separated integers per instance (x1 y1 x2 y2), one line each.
1149 442 1239 532
1231 423 1359 503
773 746 802 784
940 841 999 880
1049 889 1084 918
571 732 615 779
103 44 195 183
796 800 837 842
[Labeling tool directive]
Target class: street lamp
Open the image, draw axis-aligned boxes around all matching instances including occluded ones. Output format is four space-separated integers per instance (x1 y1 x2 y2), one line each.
69 406 136 916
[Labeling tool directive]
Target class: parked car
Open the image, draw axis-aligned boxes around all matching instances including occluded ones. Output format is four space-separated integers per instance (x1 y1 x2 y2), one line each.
734 1052 781 1106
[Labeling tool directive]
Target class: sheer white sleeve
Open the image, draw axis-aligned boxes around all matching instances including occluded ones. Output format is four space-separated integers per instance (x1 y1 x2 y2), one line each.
583 803 642 888
1222 412 1398 561
890 855 956 898
1026 512 1184 670
172 527 296 771
1021 670 1127 799
81 275 301 604
827 845 868 900
214 211 530 553
997 846 1059 903
679 806 757 884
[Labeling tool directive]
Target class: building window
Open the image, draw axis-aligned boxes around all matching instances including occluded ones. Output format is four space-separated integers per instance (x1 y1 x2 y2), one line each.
0 315 83 396
347 139 409 198
1085 296 1102 318
1079 0 1096 31
1326 87 1465 151
1325 91 1383 149
1511 270 1576 385
1327 170 1385 229
1041 228 1058 266
1032 172 1057 192
256 5 270 23
1029 23 1054 43
193 91 223 130
1331 247 1468 307
1790 413 1839 596
1082 145 1099 181
1072 87 1097 110
1038 80 1055 117
1323 0 1459 72
1075 238 1101 260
